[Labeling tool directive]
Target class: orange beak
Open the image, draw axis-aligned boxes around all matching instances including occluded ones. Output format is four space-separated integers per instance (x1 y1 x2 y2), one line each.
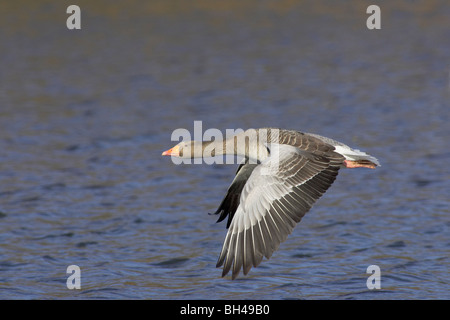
161 145 180 157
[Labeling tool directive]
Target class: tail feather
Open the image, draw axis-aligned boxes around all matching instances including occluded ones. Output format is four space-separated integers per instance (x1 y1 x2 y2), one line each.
305 133 380 167
334 145 380 167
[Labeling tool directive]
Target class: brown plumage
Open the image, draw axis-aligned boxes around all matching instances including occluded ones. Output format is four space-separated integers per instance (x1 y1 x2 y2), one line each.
162 128 380 279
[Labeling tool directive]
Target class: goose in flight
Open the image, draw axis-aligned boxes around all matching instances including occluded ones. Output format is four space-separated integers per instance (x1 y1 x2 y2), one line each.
162 128 380 279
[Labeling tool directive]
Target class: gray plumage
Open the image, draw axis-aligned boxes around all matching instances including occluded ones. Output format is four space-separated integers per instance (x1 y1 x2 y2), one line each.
163 128 379 279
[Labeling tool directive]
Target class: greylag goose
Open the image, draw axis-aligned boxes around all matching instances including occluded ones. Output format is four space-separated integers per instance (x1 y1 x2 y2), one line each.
162 128 380 279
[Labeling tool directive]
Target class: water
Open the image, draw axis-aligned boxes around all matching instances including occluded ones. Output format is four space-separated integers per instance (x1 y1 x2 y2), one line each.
0 1 449 299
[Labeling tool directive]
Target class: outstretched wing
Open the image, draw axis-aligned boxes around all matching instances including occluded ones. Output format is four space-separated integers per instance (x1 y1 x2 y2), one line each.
216 144 344 279
212 162 258 228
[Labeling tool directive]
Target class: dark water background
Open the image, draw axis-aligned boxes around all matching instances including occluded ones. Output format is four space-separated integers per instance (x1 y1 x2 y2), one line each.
0 0 448 299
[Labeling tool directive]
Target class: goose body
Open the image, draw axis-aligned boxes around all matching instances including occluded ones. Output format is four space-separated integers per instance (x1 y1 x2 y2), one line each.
162 128 379 279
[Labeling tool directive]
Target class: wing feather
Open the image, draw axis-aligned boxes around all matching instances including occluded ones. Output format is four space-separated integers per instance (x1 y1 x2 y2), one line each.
216 142 344 279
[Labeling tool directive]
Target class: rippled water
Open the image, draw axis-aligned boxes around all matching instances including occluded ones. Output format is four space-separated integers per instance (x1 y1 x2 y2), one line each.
0 1 449 299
